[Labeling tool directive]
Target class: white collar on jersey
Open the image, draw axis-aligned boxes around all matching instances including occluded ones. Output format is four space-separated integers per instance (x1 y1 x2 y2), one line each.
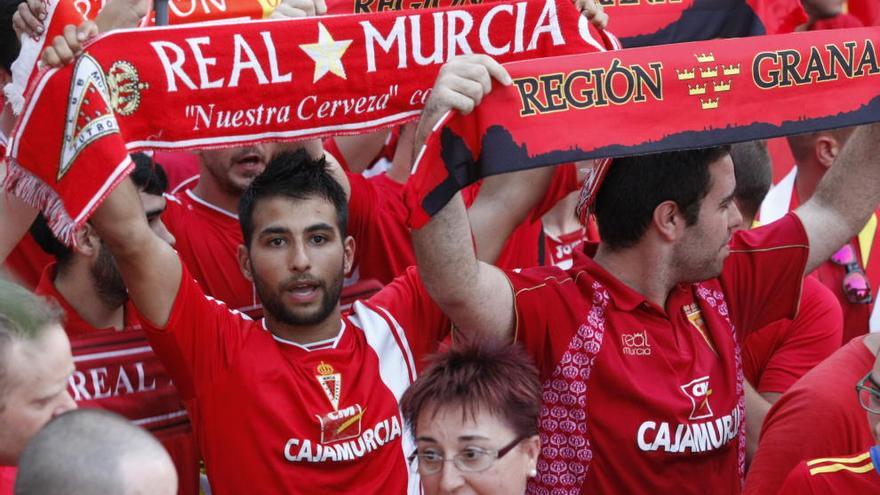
262 319 347 351
185 189 239 220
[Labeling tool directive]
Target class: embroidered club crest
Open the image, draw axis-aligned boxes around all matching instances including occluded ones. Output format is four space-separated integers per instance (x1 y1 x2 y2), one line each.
683 303 716 354
60 54 119 181
316 361 341 411
106 60 149 117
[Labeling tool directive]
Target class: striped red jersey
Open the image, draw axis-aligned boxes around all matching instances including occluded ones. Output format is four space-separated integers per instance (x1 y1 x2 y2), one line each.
778 447 880 494
140 263 450 494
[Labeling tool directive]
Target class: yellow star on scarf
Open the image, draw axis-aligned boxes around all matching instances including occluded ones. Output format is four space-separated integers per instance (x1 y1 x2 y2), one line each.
299 23 353 83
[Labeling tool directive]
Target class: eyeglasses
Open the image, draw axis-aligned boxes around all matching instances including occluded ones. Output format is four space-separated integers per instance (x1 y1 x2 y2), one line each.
831 244 872 304
856 372 880 414
408 435 526 476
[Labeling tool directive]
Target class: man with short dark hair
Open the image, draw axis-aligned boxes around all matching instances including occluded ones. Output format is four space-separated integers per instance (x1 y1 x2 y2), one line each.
0 279 76 494
410 55 880 493
89 148 452 494
14 409 177 495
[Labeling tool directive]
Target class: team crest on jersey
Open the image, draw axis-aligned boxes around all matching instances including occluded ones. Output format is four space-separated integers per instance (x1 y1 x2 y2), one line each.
316 404 364 444
60 54 119 181
316 361 341 411
683 303 716 354
680 376 714 420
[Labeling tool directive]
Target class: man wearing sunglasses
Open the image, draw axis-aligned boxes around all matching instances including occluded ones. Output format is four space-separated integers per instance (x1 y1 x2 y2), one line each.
776 343 880 493
759 127 880 345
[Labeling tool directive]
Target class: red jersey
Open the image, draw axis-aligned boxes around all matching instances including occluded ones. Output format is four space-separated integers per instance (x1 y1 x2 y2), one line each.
778 447 880 495
163 189 262 318
759 166 880 342
152 151 200 192
744 336 877 495
139 263 450 494
509 213 809 494
742 276 843 394
3 234 52 291
544 228 587 270
495 164 579 270
0 466 13 495
35 264 199 495
346 173 414 285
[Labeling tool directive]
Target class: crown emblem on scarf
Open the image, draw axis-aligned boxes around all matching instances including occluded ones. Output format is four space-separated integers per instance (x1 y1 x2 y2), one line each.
722 64 741 76
106 61 149 117
676 68 696 80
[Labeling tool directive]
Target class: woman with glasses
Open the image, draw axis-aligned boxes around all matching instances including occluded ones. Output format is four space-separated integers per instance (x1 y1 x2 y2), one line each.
400 341 541 494
776 352 880 493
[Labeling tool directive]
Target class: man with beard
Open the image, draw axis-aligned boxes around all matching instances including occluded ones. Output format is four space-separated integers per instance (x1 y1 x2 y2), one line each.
408 56 880 493
29 154 199 495
88 149 452 494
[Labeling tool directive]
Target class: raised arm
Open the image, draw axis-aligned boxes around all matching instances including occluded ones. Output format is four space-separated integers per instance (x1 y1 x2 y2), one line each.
469 166 555 264
796 124 880 273
411 55 516 341
0 163 38 262
90 177 181 327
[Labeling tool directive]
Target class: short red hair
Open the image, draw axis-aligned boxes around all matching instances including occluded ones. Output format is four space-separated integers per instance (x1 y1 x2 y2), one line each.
400 339 541 437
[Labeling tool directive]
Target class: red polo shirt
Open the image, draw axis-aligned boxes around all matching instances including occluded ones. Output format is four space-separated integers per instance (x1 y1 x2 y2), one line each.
744 336 877 495
510 213 809 494
742 276 843 394
778 447 880 495
35 264 199 495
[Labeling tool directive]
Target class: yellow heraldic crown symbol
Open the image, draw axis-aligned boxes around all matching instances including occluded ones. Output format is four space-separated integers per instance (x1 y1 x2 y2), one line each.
106 61 149 117
316 361 335 376
676 52 744 111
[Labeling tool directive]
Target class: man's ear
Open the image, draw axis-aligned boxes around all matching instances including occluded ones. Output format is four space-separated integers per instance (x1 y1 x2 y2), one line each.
343 236 356 276
238 244 254 282
74 223 101 257
815 135 841 170
652 200 683 243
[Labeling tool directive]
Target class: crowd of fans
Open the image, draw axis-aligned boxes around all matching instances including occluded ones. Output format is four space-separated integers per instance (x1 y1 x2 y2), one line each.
1 0 880 493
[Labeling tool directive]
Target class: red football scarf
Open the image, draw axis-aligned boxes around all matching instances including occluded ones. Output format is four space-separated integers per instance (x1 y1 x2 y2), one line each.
325 0 806 48
4 0 613 245
405 27 880 228
4 0 276 116
74 0 280 24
